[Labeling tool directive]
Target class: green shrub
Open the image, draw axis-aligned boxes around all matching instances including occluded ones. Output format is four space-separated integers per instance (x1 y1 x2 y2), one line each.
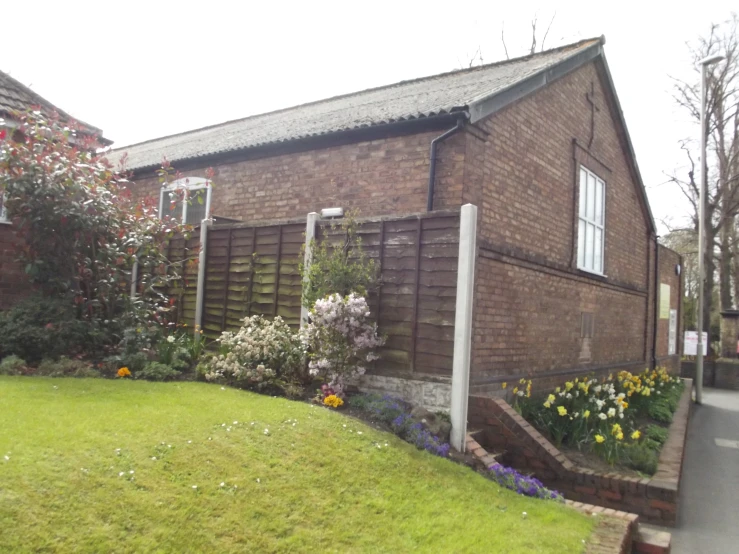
643 438 662 452
624 443 659 475
648 400 674 424
136 362 180 382
37 357 99 378
0 295 112 363
0 355 28 375
645 424 669 445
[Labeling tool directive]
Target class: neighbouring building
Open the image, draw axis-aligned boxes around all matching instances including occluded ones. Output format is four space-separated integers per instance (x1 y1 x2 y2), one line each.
108 37 683 411
0 69 110 308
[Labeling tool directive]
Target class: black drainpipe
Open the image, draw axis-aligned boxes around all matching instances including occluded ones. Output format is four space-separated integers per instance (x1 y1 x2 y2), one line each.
427 116 467 212
652 234 660 369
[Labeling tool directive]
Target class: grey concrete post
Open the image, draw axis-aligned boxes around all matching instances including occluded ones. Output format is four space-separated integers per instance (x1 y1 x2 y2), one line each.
130 259 139 298
300 212 319 327
194 219 211 342
450 204 477 452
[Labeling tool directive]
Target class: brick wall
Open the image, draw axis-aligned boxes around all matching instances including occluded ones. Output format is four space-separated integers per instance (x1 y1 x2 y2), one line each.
127 129 467 223
0 224 32 309
467 60 657 388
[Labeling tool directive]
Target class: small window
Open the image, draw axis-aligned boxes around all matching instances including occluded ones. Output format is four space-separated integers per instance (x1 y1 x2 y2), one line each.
581 312 594 338
159 177 212 225
577 166 605 274
0 192 9 224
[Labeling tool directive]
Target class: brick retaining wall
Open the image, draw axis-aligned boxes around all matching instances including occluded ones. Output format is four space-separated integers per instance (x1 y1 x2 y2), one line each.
467 379 692 526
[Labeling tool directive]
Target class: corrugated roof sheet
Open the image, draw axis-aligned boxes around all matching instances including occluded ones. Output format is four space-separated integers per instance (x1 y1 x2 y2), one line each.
0 69 106 139
111 38 601 170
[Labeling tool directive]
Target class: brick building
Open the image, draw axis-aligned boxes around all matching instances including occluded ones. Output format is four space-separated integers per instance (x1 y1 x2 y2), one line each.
109 37 683 402
0 69 111 308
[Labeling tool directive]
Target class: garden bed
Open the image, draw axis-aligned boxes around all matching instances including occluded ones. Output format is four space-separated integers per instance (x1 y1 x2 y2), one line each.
468 378 693 526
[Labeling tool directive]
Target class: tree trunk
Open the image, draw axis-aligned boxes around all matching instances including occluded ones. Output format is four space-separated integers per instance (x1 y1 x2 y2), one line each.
719 216 733 310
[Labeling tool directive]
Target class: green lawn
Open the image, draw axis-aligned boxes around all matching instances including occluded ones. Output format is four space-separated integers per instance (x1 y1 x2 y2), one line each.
0 377 593 553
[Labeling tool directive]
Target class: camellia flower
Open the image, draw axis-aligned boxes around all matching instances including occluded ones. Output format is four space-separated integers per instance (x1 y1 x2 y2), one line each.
557 406 567 417
595 434 605 444
631 430 641 440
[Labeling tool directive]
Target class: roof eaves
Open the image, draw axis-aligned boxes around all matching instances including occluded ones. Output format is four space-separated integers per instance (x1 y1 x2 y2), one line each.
596 53 656 234
467 37 604 123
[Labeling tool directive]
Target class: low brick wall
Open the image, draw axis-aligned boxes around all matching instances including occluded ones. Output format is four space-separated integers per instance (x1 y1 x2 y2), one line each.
468 379 692 526
681 360 739 390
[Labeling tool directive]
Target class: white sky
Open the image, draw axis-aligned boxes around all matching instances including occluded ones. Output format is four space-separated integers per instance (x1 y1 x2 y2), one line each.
2 0 737 234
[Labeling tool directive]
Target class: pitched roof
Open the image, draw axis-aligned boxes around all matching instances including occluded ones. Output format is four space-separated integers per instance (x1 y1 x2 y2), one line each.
0 69 109 142
111 37 604 171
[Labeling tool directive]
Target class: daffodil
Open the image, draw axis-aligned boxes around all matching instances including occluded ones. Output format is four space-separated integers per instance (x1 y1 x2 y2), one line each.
631 430 641 440
543 401 551 409
583 410 590 419
557 406 567 417
595 434 605 444
502 382 507 389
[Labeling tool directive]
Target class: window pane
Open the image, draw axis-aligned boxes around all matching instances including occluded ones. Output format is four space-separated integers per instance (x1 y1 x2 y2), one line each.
160 190 182 222
185 194 207 225
588 173 597 220
595 179 604 225
585 223 594 270
594 227 603 273
578 219 585 268
579 168 588 218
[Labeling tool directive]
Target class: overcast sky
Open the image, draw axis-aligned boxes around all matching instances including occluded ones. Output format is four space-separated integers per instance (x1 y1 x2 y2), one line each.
2 1 736 233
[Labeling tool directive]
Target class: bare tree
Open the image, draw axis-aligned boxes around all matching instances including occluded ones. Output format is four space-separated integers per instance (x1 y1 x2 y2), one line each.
670 15 739 342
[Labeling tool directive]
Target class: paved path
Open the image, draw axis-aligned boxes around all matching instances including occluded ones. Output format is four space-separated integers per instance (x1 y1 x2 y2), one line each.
670 387 739 553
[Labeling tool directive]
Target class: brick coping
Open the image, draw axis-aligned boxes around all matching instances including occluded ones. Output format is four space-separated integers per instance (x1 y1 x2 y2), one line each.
467 378 693 526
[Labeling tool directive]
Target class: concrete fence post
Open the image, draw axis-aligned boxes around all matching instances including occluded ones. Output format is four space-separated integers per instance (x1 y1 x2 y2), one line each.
300 212 319 327
450 203 477 452
194 219 211 342
130 259 139 299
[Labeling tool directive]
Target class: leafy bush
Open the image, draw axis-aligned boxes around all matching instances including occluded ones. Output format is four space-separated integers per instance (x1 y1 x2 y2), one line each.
300 211 379 310
350 393 409 423
0 294 111 363
136 362 180 382
201 315 305 390
300 293 384 396
648 400 674 424
645 424 669 446
36 357 100 378
0 355 28 375
0 112 189 329
623 444 659 475
487 464 564 501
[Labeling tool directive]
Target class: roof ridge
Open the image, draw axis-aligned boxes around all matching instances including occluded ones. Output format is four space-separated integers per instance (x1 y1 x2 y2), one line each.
112 36 602 152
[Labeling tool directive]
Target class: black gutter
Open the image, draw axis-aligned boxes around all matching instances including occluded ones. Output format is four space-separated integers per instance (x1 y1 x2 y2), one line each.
427 116 467 212
652 234 660 369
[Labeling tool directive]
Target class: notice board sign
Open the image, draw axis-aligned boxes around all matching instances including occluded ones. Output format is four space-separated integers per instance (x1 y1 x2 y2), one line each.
659 283 671 319
684 331 707 356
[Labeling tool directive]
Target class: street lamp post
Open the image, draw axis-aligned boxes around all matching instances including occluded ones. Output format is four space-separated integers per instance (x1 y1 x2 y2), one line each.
696 53 724 405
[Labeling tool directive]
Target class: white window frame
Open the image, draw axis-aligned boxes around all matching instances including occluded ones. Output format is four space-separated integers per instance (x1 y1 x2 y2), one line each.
577 166 606 275
159 177 212 225
0 191 9 224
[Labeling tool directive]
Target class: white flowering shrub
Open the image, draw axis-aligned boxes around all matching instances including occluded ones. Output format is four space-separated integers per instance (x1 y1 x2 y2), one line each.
202 315 305 390
300 293 384 396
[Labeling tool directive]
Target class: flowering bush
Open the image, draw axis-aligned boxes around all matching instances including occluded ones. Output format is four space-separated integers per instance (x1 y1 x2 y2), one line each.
300 293 384 396
201 315 305 390
512 367 684 474
349 393 451 458
323 394 344 408
486 463 564 501
117 367 131 378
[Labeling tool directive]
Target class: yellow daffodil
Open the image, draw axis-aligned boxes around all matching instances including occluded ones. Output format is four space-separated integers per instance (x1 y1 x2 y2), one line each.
557 406 567 417
543 401 551 408
513 387 519 395
595 434 605 444
631 430 641 440
547 394 556 403
583 410 590 419
502 382 507 389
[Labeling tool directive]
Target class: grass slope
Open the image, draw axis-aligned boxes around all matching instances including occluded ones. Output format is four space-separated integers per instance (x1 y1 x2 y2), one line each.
0 377 593 552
